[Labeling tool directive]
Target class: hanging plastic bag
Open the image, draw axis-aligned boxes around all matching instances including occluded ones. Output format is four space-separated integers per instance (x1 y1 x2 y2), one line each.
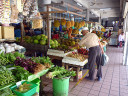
32 18 43 29
101 53 109 66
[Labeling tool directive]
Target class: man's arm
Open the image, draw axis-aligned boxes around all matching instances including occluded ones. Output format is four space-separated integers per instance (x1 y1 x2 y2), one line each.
99 41 104 54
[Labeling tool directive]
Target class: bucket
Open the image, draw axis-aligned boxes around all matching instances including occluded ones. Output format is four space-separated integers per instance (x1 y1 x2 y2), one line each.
53 77 70 96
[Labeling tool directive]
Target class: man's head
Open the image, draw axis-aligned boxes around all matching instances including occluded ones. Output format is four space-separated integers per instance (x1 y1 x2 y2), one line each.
81 27 89 36
121 32 124 35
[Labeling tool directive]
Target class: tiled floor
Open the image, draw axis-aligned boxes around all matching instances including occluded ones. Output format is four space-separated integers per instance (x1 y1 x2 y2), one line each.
42 46 128 96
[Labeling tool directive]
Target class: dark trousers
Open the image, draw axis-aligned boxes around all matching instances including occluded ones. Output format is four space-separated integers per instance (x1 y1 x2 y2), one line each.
88 46 102 79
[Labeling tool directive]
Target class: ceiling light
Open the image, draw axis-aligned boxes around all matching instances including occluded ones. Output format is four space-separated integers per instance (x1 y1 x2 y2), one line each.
100 8 111 10
77 2 82 7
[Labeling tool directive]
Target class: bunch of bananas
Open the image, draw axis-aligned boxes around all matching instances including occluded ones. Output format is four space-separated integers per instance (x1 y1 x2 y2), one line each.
61 19 66 26
54 20 60 27
74 22 79 28
71 20 74 27
66 21 71 29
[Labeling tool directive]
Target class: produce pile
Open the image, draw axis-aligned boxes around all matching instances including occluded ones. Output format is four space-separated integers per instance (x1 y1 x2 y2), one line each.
31 56 53 68
0 66 15 86
77 48 88 55
66 52 88 62
0 88 15 96
14 57 46 74
0 51 25 66
46 66 76 79
0 43 25 53
54 38 80 53
16 34 59 48
15 82 31 93
16 34 47 45
11 66 31 82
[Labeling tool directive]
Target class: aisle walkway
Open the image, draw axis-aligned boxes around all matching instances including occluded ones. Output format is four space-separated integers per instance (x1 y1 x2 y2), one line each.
42 46 127 96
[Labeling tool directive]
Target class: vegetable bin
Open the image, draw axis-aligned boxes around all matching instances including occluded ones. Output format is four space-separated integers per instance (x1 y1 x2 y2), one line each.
53 77 70 96
10 81 37 96
31 78 41 93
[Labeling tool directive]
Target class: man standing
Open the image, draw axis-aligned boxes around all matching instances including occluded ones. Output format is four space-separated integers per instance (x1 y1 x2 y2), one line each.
118 32 125 47
78 27 103 81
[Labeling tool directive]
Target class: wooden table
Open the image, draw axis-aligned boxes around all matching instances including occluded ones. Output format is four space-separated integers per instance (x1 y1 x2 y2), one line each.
47 55 63 61
62 58 88 81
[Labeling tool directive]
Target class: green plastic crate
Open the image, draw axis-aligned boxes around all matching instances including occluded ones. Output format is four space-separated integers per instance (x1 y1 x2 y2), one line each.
31 78 40 93
10 81 37 96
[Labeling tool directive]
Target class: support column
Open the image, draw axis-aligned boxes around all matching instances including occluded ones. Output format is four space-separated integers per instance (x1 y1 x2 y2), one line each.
99 17 101 25
86 9 90 21
38 0 51 38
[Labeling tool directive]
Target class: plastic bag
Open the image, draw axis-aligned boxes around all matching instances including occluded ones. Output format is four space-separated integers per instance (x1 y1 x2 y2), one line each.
101 53 109 66
32 18 43 29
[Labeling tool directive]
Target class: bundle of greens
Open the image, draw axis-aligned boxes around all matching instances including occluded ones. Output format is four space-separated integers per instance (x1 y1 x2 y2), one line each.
0 66 15 86
0 52 10 66
11 66 31 82
31 56 53 68
0 88 15 96
0 51 25 66
46 66 76 79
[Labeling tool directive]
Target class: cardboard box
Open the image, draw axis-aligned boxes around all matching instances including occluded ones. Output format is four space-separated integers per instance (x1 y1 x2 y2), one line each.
0 26 2 39
2 26 14 39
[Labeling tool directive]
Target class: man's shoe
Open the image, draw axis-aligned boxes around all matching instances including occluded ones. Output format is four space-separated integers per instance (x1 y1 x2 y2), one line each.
85 76 93 81
97 77 102 81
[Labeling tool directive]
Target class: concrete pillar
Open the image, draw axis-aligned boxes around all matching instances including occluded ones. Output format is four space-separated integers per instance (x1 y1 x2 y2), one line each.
86 9 90 21
99 17 101 25
38 0 51 38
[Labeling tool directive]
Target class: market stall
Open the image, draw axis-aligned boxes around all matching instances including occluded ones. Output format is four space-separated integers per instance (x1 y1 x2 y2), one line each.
0 0 111 96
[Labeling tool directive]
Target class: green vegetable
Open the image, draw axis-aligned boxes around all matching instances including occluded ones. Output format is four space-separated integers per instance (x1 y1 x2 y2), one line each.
0 66 15 86
0 51 25 66
31 56 53 65
11 66 31 82
46 66 76 79
0 88 15 96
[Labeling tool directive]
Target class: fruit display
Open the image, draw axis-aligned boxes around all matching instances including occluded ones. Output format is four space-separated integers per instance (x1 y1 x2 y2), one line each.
66 21 71 29
77 48 88 55
66 52 87 62
46 66 76 79
54 20 60 27
50 39 59 48
55 38 80 52
14 57 46 74
16 34 59 48
61 19 66 26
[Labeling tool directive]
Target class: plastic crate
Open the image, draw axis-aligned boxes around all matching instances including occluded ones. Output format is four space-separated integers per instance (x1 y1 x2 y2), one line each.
10 81 37 96
31 78 40 93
